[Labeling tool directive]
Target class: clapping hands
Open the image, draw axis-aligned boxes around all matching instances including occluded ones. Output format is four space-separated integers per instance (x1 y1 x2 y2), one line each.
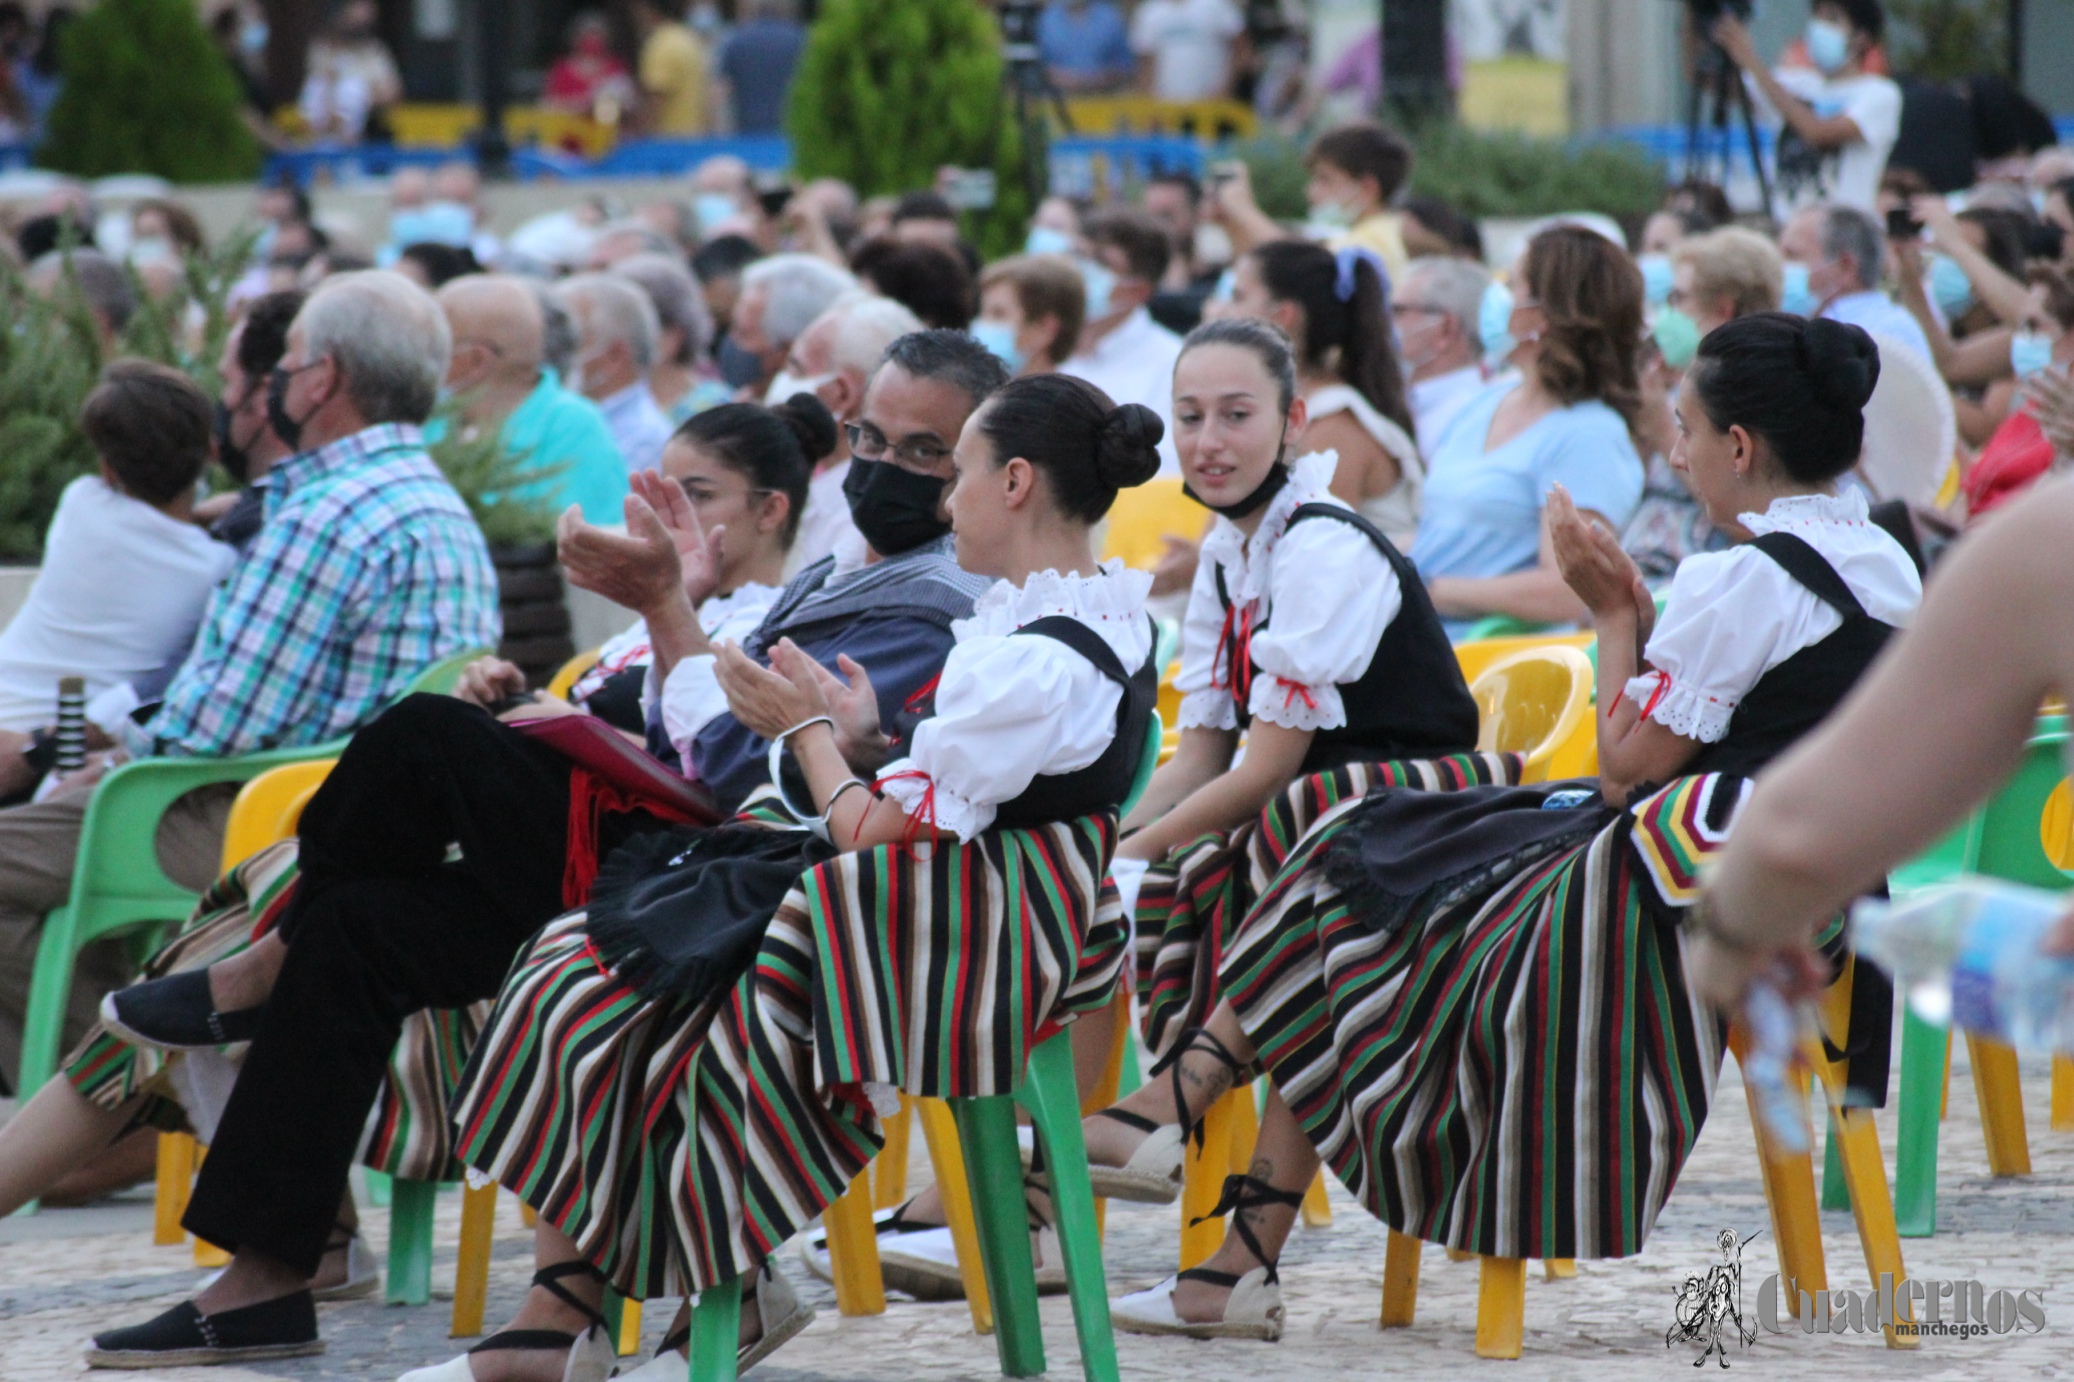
1548 484 1654 636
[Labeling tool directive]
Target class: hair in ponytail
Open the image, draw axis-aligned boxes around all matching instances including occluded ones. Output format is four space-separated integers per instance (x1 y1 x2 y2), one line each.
1248 238 1414 438
976 373 1162 523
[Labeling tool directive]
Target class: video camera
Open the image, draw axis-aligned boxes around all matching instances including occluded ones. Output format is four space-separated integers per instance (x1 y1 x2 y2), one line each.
999 0 1042 66
1683 0 1751 28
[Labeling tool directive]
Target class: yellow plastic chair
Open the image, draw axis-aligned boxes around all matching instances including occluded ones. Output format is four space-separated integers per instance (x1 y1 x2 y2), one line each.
546 648 603 702
1098 477 1208 571
1452 631 1594 687
1469 646 1595 785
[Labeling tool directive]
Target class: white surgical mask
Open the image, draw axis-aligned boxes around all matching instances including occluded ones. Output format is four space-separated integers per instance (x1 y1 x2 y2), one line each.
765 369 835 405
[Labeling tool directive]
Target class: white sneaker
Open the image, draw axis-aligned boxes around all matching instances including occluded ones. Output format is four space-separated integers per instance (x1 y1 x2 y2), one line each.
1112 1267 1285 1341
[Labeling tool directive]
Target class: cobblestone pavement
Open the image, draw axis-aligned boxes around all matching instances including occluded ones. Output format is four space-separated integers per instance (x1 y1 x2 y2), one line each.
6 1035 2074 1380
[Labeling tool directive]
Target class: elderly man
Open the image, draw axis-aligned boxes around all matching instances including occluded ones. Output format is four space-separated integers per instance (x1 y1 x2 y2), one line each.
582 217 682 272
555 272 675 475
1393 255 1491 451
723 251 856 399
1779 202 1933 365
775 293 923 571
611 250 725 422
28 249 136 353
87 332 1006 1365
0 271 499 1101
436 275 629 522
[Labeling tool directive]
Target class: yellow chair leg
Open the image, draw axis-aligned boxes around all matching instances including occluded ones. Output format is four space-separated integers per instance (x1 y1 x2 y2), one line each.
822 1169 887 1317
1825 1104 1917 1350
1227 1082 1260 1174
189 1144 230 1267
616 1299 643 1356
153 1132 195 1246
450 1181 498 1338
1178 1088 1238 1271
1300 1170 1333 1228
1473 1256 1526 1359
1542 1259 1576 1280
1086 992 1131 1242
1732 1026 1823 1317
914 1097 993 1334
1965 1034 2032 1176
1379 1229 1421 1327
2054 1054 2074 1132
520 1202 538 1228
874 1097 914 1210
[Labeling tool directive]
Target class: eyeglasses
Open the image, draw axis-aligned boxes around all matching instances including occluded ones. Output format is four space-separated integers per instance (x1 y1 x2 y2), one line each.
846 421 951 470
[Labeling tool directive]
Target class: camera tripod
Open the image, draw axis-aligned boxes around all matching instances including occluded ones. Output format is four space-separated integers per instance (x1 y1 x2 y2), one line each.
1000 1 1073 211
1684 40 1774 212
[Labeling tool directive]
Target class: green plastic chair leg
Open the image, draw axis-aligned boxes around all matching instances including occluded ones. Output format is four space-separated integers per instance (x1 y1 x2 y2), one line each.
1117 1020 1142 1098
14 903 82 1103
688 1274 740 1382
366 1168 393 1208
601 1289 626 1346
1017 1034 1120 1382
952 1094 1047 1377
1820 1112 1850 1211
1893 1009 1945 1237
386 1177 438 1305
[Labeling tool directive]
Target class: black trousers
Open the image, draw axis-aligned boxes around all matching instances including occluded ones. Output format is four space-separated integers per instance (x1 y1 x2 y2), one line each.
183 695 662 1275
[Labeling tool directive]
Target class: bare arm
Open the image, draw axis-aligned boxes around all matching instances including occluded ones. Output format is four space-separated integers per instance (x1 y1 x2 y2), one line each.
1117 720 1313 863
1915 196 2039 330
1203 160 1290 258
1712 18 1865 151
1425 509 1608 625
1121 726 1236 836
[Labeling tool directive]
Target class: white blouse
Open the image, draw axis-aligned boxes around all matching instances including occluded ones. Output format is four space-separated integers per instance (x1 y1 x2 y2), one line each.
1173 451 1401 736
643 583 786 762
1623 491 1921 742
877 562 1154 842
1305 382 1424 551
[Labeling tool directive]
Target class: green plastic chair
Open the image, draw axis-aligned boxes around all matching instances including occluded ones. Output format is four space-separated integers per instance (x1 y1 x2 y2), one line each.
1882 725 2073 1237
13 648 489 1102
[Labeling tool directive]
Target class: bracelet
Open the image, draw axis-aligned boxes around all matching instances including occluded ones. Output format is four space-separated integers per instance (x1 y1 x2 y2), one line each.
766 715 836 818
777 714 835 750
824 777 874 818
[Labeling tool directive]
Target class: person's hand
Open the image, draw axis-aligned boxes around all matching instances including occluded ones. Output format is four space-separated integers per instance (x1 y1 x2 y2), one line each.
1204 161 1258 225
1149 534 1199 600
453 656 528 709
1910 194 1964 251
629 469 725 607
713 639 824 739
2021 363 2074 458
191 492 240 525
1688 932 1831 1015
1708 15 1761 70
770 643 885 766
556 497 685 618
1547 484 1643 623
0 727 34 798
48 749 122 800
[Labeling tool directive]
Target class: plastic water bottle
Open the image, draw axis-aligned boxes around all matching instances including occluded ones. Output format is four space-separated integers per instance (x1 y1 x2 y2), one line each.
1852 878 2074 1051
1741 977 1816 1153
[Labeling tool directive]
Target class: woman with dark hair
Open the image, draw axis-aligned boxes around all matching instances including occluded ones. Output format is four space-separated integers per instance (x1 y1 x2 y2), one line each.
1411 224 1648 632
397 373 1163 1381
1086 313 1921 1342
1220 238 1424 546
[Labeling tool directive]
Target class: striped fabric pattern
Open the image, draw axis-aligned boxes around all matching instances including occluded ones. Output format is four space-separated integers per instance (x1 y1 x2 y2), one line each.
62 841 487 1182
1134 753 1522 1062
1221 769 1744 1262
450 807 1126 1298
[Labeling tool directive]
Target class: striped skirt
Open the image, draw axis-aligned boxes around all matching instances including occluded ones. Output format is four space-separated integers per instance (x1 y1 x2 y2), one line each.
1222 771 1749 1261
1134 754 1522 1062
449 809 1128 1298
61 841 488 1182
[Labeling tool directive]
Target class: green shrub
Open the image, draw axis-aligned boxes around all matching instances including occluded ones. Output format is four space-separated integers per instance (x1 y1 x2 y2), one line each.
38 0 262 183
788 0 1031 259
1887 0 2007 79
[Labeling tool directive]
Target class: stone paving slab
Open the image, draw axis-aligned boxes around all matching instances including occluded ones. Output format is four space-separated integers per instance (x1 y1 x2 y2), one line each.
5 1034 2074 1379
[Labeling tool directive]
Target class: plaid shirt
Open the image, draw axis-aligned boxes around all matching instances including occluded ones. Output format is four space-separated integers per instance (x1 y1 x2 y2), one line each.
129 423 501 758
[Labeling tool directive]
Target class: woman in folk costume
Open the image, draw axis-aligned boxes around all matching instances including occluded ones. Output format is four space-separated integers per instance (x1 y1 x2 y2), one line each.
401 374 1164 1382
1084 314 1920 1340
1117 315 1481 1077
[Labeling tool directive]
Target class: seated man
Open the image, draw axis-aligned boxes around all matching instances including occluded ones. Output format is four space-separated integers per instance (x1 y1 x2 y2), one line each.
556 272 677 475
0 271 501 1094
84 330 1008 1367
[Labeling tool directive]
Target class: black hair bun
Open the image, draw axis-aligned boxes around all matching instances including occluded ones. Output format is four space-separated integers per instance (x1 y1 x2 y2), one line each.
1800 319 1881 413
1094 402 1163 489
775 392 839 462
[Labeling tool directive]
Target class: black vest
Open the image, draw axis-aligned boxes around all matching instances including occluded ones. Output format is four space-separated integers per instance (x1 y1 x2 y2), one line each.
1688 532 1898 779
895 614 1160 829
1213 503 1479 773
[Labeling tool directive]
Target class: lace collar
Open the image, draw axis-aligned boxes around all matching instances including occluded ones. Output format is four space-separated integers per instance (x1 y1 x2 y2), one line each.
1197 450 1342 608
1738 489 1869 536
956 559 1153 641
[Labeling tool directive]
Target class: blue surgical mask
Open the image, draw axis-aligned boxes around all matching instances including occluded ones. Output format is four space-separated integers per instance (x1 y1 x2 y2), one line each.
389 201 473 250
695 193 739 235
1805 18 1851 74
1025 226 1075 257
2011 329 2055 378
1780 262 1816 317
1928 253 1976 320
1652 307 1702 370
240 19 268 56
1478 280 1516 368
1638 254 1674 308
971 319 1025 373
1077 257 1116 320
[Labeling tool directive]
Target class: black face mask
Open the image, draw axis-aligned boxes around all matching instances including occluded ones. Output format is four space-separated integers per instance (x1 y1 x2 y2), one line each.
266 365 314 454
717 336 766 391
1185 458 1290 519
841 456 952 555
213 397 253 483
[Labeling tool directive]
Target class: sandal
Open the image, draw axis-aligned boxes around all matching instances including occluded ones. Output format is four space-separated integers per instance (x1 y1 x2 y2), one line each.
875 1173 1066 1300
313 1221 380 1302
1112 1173 1303 1341
610 1317 690 1382
396 1261 615 1382
739 1262 816 1373
1087 1026 1250 1204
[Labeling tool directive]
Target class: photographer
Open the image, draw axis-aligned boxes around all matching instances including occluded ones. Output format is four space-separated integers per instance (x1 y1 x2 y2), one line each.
1711 0 1899 214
